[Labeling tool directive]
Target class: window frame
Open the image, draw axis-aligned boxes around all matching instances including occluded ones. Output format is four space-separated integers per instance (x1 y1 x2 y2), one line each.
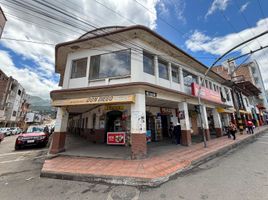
143 51 155 75
89 49 131 80
171 64 180 83
158 59 169 80
70 57 88 79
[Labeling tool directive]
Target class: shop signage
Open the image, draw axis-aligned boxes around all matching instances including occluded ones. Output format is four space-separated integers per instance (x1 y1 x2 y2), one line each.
160 107 173 115
176 110 185 119
145 91 157 98
52 95 135 106
104 105 125 111
107 132 125 145
191 83 222 104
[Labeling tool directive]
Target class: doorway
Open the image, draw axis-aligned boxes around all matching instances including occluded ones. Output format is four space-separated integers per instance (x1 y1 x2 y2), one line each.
105 110 123 132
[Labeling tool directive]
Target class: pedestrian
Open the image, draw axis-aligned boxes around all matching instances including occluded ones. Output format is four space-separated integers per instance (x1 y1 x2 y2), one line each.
44 125 49 134
50 126 55 136
228 122 237 140
246 120 254 134
173 122 181 145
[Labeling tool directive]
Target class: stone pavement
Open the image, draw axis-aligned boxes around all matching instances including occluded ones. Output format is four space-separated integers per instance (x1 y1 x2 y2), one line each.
41 126 268 186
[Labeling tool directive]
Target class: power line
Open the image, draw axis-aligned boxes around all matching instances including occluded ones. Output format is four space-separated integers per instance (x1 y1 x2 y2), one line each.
1 37 56 45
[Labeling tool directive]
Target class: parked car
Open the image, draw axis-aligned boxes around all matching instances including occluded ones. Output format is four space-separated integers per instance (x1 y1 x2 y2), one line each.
15 126 49 150
0 128 11 136
9 127 22 135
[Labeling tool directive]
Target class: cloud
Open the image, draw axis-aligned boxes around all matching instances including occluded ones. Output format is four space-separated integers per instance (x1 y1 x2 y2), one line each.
239 2 250 13
157 0 186 24
185 18 268 88
0 0 159 99
205 0 230 18
0 50 59 99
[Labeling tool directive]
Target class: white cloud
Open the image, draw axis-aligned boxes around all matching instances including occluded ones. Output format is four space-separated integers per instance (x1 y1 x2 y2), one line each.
0 50 59 99
239 2 250 13
0 0 159 99
157 0 186 24
205 0 230 18
185 18 268 88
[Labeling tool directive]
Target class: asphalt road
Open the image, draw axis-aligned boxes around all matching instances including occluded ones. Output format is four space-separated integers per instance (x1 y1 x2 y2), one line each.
0 132 268 200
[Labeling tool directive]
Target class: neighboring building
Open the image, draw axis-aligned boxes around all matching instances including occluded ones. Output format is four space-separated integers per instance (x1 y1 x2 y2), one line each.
50 25 235 158
0 69 30 127
0 6 7 38
213 62 265 127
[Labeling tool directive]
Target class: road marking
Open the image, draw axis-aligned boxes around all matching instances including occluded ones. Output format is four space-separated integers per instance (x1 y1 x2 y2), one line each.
0 155 46 164
0 149 47 157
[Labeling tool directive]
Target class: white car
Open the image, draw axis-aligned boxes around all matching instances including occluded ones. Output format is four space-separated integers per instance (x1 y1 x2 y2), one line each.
0 128 11 136
9 127 22 135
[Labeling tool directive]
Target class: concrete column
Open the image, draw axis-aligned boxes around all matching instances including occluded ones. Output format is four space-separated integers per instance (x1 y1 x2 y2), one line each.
131 92 147 159
197 76 201 85
178 102 191 146
212 108 223 137
200 105 210 140
154 55 159 85
49 107 69 154
168 62 172 87
179 66 184 92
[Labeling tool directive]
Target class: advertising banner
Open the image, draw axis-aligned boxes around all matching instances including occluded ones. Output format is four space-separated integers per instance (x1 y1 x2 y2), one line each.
191 83 222 104
107 132 125 145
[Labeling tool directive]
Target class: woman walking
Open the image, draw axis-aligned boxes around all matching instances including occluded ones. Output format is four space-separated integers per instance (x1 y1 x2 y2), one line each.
228 122 237 140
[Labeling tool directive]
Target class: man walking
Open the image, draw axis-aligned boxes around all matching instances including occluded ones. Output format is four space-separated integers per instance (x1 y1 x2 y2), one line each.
173 122 181 145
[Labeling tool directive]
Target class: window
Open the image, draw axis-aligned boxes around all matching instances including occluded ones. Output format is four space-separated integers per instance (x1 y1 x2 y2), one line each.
90 49 131 80
71 58 87 79
18 89 21 96
251 67 256 74
213 84 217 91
183 70 197 87
158 60 169 80
143 51 154 75
209 81 212 90
225 88 230 101
171 65 180 83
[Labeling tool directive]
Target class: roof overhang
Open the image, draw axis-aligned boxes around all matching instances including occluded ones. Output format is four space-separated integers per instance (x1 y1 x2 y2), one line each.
55 25 226 86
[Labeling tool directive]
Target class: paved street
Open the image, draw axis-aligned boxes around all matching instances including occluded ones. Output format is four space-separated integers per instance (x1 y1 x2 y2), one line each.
1 132 268 200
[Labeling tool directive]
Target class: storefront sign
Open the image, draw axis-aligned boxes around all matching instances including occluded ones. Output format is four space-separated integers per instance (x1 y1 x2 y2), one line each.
107 132 125 145
145 91 157 98
104 105 125 111
160 107 173 115
191 83 222 104
52 95 135 106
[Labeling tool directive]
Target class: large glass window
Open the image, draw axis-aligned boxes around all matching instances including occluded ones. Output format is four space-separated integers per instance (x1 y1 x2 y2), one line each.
183 70 197 87
71 58 88 79
89 49 131 80
171 64 179 83
143 51 154 75
158 60 169 80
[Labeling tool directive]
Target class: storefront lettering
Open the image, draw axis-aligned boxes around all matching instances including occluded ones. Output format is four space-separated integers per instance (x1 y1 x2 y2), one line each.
52 95 135 106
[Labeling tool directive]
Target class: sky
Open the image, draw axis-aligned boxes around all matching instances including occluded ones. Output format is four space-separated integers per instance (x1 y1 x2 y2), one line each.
0 0 268 99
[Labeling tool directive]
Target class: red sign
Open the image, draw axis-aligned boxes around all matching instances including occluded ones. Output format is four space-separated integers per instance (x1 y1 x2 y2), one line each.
191 83 222 104
107 132 125 145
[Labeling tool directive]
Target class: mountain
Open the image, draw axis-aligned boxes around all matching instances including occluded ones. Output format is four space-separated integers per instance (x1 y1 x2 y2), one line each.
28 95 55 116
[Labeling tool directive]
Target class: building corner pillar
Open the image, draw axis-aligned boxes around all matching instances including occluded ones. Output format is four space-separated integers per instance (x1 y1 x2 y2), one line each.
49 107 69 154
131 92 147 159
213 108 223 137
178 102 191 146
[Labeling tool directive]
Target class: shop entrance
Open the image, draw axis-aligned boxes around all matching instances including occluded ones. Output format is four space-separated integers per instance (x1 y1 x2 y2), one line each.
105 110 123 132
161 115 170 138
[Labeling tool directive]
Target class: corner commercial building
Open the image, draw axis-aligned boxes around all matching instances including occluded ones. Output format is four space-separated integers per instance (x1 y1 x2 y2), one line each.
50 25 236 159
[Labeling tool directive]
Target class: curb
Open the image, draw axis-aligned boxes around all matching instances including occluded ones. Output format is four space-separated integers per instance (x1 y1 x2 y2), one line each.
41 127 268 187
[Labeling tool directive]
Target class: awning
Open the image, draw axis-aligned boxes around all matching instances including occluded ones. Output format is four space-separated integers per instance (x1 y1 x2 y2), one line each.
217 107 235 113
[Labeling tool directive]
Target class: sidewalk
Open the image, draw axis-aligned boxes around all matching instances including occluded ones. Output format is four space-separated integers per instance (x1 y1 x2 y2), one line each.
41 126 268 186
